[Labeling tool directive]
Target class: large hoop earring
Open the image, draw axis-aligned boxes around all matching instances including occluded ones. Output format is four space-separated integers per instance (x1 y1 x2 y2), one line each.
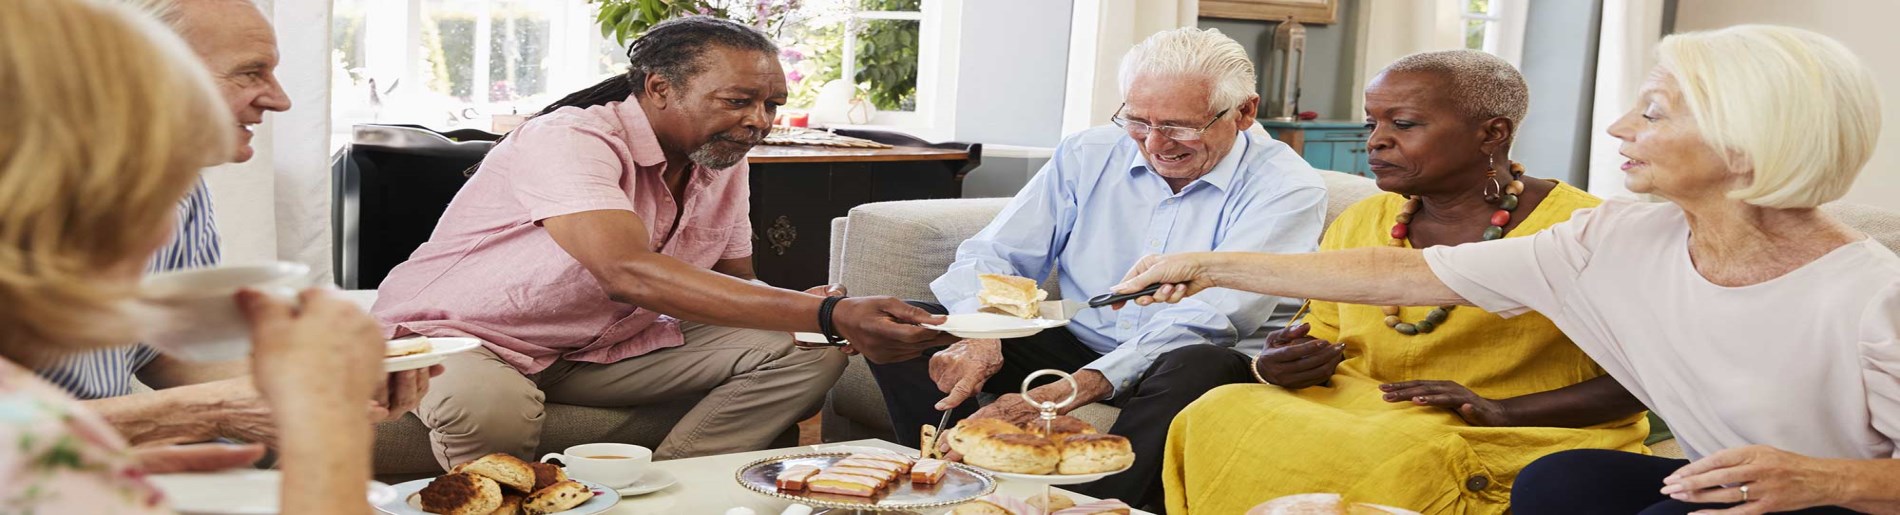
1482 150 1503 202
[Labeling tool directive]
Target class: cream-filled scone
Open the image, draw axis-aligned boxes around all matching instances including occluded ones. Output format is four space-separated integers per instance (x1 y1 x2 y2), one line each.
976 273 1046 318
961 433 1059 474
386 336 434 358
1055 434 1134 474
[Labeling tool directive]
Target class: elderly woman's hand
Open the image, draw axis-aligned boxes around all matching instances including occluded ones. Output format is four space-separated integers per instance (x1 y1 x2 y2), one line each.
1379 380 1512 426
1112 253 1221 308
1660 445 1854 514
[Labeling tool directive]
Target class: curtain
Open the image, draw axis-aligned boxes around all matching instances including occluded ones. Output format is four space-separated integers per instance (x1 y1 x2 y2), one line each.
1584 0 1669 200
201 0 334 283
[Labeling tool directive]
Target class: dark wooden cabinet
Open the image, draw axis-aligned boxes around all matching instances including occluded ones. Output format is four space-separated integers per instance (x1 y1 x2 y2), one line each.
746 145 976 290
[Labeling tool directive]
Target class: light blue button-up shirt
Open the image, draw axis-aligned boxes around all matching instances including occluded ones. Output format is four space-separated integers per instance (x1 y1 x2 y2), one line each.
931 126 1327 395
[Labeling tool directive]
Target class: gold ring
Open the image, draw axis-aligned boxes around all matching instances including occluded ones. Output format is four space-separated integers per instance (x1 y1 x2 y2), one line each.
1740 484 1751 502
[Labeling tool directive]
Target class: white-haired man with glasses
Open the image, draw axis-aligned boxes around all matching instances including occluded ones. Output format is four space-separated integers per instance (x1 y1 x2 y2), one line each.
862 27 1326 508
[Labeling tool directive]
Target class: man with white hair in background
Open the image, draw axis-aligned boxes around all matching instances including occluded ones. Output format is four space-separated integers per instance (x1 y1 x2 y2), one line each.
859 27 1327 507
35 0 435 451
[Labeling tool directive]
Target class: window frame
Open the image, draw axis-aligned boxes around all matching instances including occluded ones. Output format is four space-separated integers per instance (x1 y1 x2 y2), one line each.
825 0 961 140
1460 0 1529 66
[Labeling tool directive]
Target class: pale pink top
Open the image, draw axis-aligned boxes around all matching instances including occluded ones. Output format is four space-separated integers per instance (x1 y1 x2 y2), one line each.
373 99 754 374
0 359 168 513
1425 200 1900 460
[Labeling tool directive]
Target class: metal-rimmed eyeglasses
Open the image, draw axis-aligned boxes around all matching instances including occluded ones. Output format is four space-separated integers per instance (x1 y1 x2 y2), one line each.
1110 103 1231 141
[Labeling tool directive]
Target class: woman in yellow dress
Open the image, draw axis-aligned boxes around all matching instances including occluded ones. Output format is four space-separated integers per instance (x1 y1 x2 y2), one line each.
1159 50 1650 514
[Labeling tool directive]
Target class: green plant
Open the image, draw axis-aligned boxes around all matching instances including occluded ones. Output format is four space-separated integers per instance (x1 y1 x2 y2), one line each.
591 0 721 45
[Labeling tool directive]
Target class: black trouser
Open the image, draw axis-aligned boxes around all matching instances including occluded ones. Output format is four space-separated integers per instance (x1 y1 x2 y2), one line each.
1513 449 1863 514
867 301 1256 509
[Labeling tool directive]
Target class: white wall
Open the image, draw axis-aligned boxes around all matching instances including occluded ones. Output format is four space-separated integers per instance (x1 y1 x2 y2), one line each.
1674 0 1900 206
953 0 1074 148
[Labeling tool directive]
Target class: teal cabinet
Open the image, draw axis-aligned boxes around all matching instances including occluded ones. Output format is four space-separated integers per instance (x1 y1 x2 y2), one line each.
1260 120 1372 178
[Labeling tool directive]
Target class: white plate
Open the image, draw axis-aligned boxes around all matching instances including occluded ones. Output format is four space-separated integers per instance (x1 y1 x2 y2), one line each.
384 337 482 372
614 469 678 496
378 477 621 515
792 332 847 345
921 313 1069 339
983 463 1133 486
152 469 394 515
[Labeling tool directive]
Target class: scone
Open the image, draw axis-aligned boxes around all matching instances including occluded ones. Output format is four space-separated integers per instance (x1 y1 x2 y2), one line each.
976 273 1046 318
386 336 433 357
952 494 1035 515
452 453 537 493
1027 492 1076 511
1022 415 1096 444
526 462 566 492
523 480 593 514
1052 499 1133 515
1055 434 1134 474
490 494 524 515
946 418 1025 455
961 433 1059 474
416 473 502 515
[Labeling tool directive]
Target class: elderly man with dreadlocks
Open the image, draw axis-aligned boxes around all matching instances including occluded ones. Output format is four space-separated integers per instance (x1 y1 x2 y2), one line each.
372 17 954 468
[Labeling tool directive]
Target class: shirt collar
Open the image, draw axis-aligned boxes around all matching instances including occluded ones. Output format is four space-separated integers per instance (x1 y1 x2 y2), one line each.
1126 131 1250 192
612 96 668 169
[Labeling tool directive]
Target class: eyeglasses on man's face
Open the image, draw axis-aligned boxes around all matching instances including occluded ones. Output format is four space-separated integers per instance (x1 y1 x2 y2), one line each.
1110 104 1231 141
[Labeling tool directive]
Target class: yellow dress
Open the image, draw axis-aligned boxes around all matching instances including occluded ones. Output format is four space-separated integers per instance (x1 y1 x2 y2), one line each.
1161 182 1647 514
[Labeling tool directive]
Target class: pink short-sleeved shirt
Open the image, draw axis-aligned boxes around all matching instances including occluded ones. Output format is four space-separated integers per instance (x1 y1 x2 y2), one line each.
372 99 753 374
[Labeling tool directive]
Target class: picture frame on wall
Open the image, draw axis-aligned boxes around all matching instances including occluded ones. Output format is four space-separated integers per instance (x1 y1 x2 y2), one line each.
1200 0 1339 24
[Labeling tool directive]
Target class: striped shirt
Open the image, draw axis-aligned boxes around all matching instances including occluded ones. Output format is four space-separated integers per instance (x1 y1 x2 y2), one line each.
36 179 221 399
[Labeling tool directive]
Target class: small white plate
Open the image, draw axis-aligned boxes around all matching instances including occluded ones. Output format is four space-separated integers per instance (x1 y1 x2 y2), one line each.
152 469 394 515
921 313 1070 339
984 463 1132 486
378 477 621 515
384 337 482 372
613 469 678 496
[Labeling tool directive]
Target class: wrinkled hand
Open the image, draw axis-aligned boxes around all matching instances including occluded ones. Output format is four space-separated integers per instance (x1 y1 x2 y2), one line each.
967 393 1041 426
1660 445 1850 514
930 339 1003 410
239 289 384 413
1380 380 1511 426
832 296 956 364
195 377 278 445
1253 323 1343 389
134 443 267 474
370 365 445 422
1111 253 1219 309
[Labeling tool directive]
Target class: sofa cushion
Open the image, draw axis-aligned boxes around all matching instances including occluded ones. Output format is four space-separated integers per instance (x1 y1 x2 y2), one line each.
1823 201 1900 254
837 198 1012 301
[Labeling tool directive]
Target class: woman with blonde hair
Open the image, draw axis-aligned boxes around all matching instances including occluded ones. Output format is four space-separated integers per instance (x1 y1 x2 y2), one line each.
1115 25 1900 514
0 0 384 513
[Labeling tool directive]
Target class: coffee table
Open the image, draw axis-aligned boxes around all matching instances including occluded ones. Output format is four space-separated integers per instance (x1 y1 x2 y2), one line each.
601 438 1153 514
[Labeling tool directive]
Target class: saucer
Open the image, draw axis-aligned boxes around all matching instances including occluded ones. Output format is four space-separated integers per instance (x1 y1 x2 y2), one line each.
609 469 678 496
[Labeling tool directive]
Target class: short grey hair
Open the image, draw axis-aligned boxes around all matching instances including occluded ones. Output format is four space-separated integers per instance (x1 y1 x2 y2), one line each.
1381 49 1529 127
115 0 260 33
1118 27 1257 114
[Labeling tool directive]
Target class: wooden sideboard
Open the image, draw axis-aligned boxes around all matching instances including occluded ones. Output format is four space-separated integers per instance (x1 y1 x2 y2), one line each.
746 143 977 290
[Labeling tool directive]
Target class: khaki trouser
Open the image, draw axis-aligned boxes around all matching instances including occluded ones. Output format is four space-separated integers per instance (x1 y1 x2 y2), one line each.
415 322 846 469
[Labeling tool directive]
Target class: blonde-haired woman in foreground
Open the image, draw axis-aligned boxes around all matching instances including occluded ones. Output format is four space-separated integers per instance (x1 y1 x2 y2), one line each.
1115 25 1900 515
0 1 382 513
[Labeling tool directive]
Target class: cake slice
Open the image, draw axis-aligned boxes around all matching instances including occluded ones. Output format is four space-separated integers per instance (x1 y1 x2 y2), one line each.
977 273 1046 318
776 464 821 491
826 465 898 484
846 452 916 473
807 472 882 497
834 458 906 475
910 459 950 484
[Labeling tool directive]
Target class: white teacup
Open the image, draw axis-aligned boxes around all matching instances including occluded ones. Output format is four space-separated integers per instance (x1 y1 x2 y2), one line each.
138 261 310 362
541 443 651 488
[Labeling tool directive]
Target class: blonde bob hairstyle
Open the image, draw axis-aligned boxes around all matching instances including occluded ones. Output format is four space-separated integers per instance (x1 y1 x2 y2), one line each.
0 0 232 364
1657 24 1882 208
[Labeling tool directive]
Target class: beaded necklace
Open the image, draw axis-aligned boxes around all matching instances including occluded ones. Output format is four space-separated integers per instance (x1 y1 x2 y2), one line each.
1382 162 1526 335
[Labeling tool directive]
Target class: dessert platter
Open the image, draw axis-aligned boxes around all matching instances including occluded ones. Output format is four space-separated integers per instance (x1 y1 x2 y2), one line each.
930 371 1135 486
380 453 619 515
734 448 998 511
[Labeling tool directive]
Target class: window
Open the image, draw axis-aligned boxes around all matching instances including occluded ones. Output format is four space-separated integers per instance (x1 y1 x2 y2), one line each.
330 0 625 150
330 0 962 147
1461 0 1528 66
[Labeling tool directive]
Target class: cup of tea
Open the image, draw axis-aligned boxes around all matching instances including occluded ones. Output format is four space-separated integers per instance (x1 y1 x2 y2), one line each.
541 443 651 488
137 261 310 362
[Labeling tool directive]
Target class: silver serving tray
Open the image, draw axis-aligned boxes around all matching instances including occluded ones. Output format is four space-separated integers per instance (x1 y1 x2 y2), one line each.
734 452 996 511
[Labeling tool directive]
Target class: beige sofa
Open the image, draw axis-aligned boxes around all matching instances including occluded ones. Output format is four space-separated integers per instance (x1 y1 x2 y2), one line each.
820 170 1900 460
